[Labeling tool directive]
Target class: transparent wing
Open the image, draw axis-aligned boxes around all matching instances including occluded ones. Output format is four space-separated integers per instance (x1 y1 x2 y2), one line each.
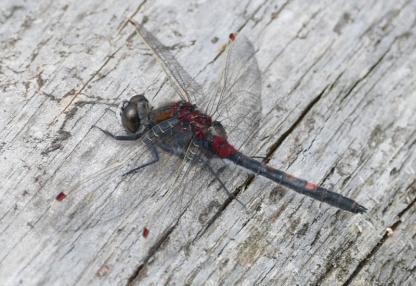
129 20 262 156
203 34 262 155
145 140 233 238
34 31 262 234
31 112 179 233
150 142 201 227
129 19 204 104
34 124 209 234
36 139 156 233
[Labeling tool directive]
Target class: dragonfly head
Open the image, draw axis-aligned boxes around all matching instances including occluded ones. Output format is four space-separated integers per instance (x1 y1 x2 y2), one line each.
120 94 151 133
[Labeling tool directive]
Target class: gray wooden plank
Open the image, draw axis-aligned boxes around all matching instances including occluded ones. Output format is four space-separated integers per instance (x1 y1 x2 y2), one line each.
0 0 415 285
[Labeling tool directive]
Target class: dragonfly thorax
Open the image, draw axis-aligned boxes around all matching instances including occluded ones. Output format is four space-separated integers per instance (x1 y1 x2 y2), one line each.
168 102 238 158
120 95 238 158
170 101 214 139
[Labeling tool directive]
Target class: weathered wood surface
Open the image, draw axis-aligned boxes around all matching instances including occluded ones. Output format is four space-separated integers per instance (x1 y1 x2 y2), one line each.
1 0 415 285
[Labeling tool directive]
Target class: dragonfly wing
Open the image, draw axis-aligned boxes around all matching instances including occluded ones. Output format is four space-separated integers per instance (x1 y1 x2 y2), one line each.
129 19 205 104
146 139 230 237
37 121 195 234
36 140 157 233
204 34 262 155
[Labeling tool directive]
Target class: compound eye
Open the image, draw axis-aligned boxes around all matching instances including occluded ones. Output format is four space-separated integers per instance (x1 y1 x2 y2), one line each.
126 106 137 120
121 102 140 133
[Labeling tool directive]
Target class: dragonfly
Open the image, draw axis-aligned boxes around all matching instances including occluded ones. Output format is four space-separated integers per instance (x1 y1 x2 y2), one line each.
97 19 366 212
50 19 366 233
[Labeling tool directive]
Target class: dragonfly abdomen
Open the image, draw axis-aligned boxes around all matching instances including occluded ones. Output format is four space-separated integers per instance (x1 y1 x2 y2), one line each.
227 152 367 214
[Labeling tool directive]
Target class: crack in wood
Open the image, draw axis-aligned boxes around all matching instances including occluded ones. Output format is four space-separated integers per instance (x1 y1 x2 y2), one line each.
341 183 416 285
339 52 388 106
265 84 329 163
127 224 177 286
339 27 412 107
312 238 358 286
284 71 344 170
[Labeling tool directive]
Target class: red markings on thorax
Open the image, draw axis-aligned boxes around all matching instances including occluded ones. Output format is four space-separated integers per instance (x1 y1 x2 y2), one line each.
212 136 238 158
170 102 237 158
171 102 212 139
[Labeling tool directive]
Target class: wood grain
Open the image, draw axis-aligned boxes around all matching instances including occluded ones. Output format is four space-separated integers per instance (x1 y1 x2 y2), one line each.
1 0 415 285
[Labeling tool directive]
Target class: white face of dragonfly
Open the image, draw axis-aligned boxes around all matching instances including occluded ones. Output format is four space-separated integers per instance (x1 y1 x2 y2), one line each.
120 94 151 133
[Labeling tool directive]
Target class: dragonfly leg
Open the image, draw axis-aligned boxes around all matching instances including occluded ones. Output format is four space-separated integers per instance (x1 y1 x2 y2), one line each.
103 107 117 116
93 125 144 141
202 160 247 210
122 140 159 176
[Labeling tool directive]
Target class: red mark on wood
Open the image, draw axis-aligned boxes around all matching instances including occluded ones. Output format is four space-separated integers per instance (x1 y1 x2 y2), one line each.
143 227 150 238
305 182 318 191
56 192 66 201
229 33 237 41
